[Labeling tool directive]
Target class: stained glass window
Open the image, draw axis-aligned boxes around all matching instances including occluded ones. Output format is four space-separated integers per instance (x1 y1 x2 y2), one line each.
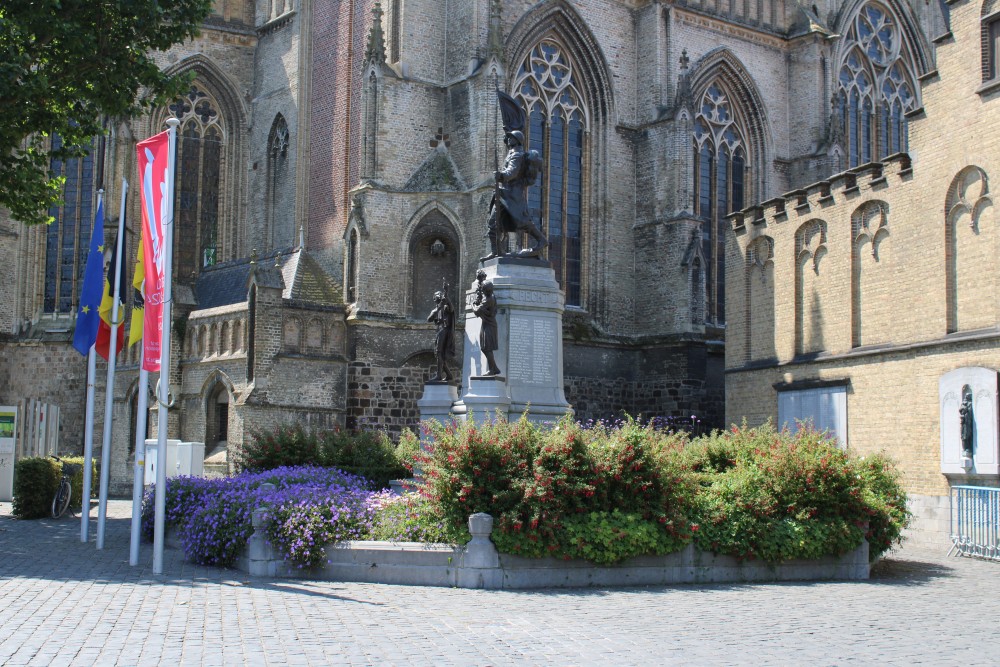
835 3 917 168
693 84 746 325
513 39 588 307
169 85 224 281
44 135 95 313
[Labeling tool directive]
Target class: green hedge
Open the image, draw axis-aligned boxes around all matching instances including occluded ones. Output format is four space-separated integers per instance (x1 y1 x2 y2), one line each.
236 423 410 489
12 456 95 519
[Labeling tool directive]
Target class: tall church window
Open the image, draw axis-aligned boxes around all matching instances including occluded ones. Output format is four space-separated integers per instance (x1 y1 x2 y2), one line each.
346 229 358 303
835 3 917 168
169 85 224 281
693 84 746 326
513 39 588 307
267 115 292 248
44 135 96 313
984 1 1000 82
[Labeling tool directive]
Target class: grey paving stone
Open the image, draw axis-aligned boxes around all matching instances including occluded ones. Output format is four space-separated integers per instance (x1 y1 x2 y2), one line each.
3 499 1000 665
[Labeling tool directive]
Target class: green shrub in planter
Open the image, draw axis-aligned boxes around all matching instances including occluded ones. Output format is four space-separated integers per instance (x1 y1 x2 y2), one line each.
237 423 323 472
12 456 94 519
689 422 910 563
320 428 408 489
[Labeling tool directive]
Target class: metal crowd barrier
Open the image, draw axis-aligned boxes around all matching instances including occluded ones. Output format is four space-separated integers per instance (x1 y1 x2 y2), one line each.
949 485 1000 561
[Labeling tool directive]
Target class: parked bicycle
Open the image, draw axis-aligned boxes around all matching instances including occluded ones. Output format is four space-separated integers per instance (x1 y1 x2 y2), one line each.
50 455 82 519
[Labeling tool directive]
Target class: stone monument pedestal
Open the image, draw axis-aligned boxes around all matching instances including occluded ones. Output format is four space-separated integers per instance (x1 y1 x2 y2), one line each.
453 257 571 424
417 382 459 436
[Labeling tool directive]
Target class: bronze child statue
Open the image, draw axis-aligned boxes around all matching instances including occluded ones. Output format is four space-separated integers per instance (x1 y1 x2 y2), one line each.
427 282 456 382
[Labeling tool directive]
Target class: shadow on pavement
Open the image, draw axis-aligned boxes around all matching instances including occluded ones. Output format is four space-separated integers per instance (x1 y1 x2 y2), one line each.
2 507 966 596
868 554 957 584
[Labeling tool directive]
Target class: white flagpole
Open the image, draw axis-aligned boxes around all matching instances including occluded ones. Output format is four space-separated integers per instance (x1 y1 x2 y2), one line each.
80 189 103 543
153 118 179 575
97 179 129 549
129 362 149 566
80 347 98 542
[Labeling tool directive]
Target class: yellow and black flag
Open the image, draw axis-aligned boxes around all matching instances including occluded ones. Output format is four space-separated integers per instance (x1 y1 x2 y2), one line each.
129 234 145 347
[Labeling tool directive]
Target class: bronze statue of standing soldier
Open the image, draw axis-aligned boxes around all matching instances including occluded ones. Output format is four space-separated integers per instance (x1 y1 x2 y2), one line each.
427 281 456 382
481 90 547 261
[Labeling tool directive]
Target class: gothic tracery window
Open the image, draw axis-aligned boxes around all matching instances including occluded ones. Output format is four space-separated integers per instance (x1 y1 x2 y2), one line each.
44 136 96 313
693 83 747 326
169 85 224 281
513 39 587 307
835 3 918 168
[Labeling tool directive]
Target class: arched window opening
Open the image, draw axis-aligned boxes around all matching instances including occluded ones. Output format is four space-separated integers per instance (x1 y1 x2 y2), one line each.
346 229 359 303
44 136 96 313
513 38 588 307
693 84 747 326
363 72 378 180
169 85 225 282
835 3 918 168
267 115 292 248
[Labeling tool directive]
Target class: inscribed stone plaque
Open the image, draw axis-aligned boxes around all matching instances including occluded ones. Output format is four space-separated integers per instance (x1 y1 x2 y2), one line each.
507 318 556 386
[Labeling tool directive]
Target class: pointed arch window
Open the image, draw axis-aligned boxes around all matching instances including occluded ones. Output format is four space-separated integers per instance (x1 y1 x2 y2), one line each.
169 85 224 281
267 115 292 247
693 83 747 326
835 3 918 168
44 135 96 313
513 39 588 307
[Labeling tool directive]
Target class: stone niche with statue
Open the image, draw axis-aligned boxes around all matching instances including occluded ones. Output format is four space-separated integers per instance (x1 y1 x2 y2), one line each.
940 367 1000 476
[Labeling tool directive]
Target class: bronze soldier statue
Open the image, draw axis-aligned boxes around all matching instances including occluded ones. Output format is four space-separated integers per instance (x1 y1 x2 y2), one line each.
481 90 547 261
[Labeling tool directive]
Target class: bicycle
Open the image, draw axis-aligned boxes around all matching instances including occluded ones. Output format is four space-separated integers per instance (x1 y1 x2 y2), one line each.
51 455 82 519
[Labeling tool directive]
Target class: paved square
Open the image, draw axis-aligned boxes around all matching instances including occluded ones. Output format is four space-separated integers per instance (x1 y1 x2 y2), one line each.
2 500 999 666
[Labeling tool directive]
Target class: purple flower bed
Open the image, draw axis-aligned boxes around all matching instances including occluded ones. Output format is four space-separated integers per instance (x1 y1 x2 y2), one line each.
141 465 383 568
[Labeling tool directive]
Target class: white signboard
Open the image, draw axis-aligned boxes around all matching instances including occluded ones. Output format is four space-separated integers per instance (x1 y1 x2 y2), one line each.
0 406 17 502
778 386 848 448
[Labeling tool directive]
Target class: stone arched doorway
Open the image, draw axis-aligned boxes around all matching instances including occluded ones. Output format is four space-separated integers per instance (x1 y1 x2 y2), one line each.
204 381 232 474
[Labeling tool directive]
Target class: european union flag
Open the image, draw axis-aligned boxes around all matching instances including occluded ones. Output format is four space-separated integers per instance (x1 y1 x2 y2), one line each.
72 200 105 355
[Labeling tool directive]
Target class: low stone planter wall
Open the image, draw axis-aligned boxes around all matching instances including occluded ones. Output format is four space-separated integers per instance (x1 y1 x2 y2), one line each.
235 511 870 589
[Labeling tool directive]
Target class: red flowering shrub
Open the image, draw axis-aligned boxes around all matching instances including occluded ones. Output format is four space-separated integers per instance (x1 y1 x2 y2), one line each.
418 414 696 563
690 421 910 562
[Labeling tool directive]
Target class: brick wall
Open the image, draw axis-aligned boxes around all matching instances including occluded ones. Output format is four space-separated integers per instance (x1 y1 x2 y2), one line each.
726 0 999 538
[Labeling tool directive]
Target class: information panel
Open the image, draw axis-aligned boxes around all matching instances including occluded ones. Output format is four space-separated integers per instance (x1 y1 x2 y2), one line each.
0 406 17 502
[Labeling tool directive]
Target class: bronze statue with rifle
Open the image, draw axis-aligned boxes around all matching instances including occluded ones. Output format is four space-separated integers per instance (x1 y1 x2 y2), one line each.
480 90 547 262
427 278 456 382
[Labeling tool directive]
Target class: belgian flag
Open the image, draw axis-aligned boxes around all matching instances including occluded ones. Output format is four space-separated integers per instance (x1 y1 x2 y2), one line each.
96 235 126 360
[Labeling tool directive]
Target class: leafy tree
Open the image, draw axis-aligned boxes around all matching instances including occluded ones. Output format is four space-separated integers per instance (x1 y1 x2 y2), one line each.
0 0 212 225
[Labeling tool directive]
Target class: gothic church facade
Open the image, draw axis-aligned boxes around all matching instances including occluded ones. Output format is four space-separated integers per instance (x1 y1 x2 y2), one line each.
0 0 947 493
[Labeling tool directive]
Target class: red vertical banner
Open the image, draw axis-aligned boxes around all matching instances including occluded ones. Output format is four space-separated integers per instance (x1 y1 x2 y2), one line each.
136 131 171 372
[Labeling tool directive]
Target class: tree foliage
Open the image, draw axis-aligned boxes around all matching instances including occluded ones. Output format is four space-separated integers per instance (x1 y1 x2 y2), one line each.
0 0 212 225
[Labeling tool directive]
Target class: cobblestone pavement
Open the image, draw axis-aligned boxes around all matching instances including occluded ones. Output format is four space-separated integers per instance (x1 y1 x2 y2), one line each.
2 500 999 666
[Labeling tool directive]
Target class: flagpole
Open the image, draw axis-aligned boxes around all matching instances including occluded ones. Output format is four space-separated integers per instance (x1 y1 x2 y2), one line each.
80 189 103 543
153 118 179 575
97 179 128 549
129 363 149 566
